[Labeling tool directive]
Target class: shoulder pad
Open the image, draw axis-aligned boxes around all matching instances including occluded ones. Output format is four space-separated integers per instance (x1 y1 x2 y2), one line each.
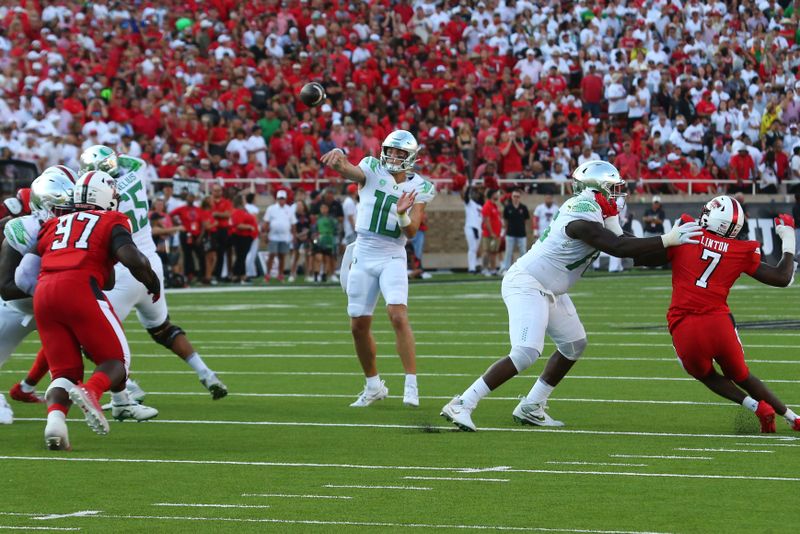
118 155 146 172
3 215 41 255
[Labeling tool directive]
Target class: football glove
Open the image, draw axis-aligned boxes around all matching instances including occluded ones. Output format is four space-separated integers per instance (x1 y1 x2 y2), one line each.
661 219 703 247
594 192 619 219
774 214 796 255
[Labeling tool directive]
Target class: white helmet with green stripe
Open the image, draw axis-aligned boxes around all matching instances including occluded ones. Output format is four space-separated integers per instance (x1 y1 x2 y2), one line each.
571 160 626 200
79 144 120 178
380 130 418 173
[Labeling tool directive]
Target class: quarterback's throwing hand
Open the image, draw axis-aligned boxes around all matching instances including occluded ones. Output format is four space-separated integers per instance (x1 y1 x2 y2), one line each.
661 220 703 247
320 148 346 170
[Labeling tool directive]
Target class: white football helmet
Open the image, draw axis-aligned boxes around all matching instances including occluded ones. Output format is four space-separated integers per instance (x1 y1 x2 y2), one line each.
380 130 418 173
699 195 745 239
73 171 118 211
571 160 627 200
30 165 79 218
79 144 120 178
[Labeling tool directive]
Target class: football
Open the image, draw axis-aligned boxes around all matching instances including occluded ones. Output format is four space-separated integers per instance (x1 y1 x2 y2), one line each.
299 82 326 107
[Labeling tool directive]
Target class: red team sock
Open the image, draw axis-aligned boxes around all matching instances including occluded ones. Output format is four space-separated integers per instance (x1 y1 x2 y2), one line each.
47 403 69 416
26 349 50 385
83 372 112 399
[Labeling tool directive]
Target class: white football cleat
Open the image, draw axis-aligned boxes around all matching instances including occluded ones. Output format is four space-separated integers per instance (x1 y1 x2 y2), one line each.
349 381 388 407
403 383 419 407
440 396 476 432
126 379 147 403
0 394 13 424
44 417 71 451
200 373 228 400
69 385 110 436
112 402 159 422
512 398 564 427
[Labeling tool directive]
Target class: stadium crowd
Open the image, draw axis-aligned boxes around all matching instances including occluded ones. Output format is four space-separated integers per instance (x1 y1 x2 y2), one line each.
1 1 800 196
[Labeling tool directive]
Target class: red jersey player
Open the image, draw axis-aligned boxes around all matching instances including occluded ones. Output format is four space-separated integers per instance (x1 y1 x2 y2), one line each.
35 171 160 450
639 196 798 433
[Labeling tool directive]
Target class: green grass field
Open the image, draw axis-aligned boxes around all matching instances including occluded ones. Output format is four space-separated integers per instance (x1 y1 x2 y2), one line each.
1 273 799 533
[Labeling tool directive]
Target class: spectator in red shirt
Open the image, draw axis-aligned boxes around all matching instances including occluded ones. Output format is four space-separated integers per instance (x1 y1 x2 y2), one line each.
481 189 503 275
728 142 756 193
170 192 205 282
229 194 258 283
580 64 603 118
210 184 234 281
614 140 642 190
499 130 525 181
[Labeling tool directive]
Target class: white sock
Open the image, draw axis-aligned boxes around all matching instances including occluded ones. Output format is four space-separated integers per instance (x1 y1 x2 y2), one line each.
112 390 131 406
461 377 491 410
186 353 211 377
526 378 555 403
47 410 66 423
20 381 35 393
742 396 759 412
783 408 798 424
404 374 417 389
366 375 381 390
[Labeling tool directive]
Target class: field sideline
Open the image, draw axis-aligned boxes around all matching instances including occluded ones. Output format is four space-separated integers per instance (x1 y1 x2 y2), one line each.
1 272 798 533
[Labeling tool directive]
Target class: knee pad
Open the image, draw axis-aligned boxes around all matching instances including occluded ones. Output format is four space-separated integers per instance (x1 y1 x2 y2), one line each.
46 377 76 397
558 338 588 361
509 345 541 373
147 319 185 349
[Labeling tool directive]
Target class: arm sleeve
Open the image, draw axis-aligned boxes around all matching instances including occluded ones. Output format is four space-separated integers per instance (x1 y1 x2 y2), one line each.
358 156 380 186
2 216 40 255
109 224 135 256
744 245 762 276
414 179 436 204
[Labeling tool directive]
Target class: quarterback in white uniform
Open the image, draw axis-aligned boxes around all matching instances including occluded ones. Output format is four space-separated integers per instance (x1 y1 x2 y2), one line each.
321 130 436 407
441 161 703 431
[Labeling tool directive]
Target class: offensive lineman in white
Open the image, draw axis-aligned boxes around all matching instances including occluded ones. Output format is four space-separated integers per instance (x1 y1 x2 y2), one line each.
321 130 436 407
441 161 703 431
10 146 228 401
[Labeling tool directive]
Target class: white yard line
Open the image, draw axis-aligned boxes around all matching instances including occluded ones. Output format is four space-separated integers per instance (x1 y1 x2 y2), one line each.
1 456 799 484
11 419 800 441
0 527 80 531
0 512 672 533
609 455 713 461
152 503 269 509
403 476 509 483
33 512 100 521
241 493 352 500
734 442 800 448
322 484 432 491
674 448 774 454
545 462 649 467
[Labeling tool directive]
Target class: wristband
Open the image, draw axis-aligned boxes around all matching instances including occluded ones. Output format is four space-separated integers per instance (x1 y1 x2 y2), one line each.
781 231 796 256
604 215 624 237
398 211 412 228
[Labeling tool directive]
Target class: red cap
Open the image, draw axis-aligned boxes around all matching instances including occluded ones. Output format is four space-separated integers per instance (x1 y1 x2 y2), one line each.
347 183 359 194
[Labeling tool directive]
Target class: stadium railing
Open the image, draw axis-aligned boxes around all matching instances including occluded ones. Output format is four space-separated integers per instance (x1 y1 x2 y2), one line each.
150 178 800 197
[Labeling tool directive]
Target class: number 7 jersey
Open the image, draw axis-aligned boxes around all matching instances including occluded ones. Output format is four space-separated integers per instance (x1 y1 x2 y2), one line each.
666 224 762 331
355 156 436 248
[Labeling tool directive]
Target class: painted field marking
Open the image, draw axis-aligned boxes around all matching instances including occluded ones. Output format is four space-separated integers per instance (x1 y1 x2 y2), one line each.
546 462 649 467
609 455 713 461
322 484 432 491
675 448 774 454
0 527 81 531
33 511 100 521
152 503 270 509
241 493 352 500
734 442 800 448
403 476 509 483
0 511 674 533
11 420 800 441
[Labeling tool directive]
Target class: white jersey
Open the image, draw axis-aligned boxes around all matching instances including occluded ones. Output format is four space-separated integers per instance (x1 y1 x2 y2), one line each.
464 198 483 230
115 155 156 257
533 202 559 234
512 192 603 295
2 214 43 316
355 156 436 251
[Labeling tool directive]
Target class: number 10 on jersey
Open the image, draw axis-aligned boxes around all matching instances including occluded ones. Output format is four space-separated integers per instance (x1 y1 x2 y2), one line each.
369 190 401 238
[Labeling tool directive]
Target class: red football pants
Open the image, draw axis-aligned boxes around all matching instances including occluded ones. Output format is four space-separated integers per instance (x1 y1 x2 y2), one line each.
34 273 130 384
671 314 749 382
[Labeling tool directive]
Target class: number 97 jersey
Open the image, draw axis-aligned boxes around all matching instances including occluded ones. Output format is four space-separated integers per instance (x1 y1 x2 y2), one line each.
354 156 436 248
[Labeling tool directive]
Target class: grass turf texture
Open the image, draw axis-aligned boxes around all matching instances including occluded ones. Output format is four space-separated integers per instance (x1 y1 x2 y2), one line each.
1 273 798 533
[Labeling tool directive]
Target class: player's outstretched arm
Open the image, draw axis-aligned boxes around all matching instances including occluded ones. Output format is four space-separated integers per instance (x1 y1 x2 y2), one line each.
320 148 366 184
750 214 796 287
0 240 27 300
111 225 160 301
567 219 702 258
